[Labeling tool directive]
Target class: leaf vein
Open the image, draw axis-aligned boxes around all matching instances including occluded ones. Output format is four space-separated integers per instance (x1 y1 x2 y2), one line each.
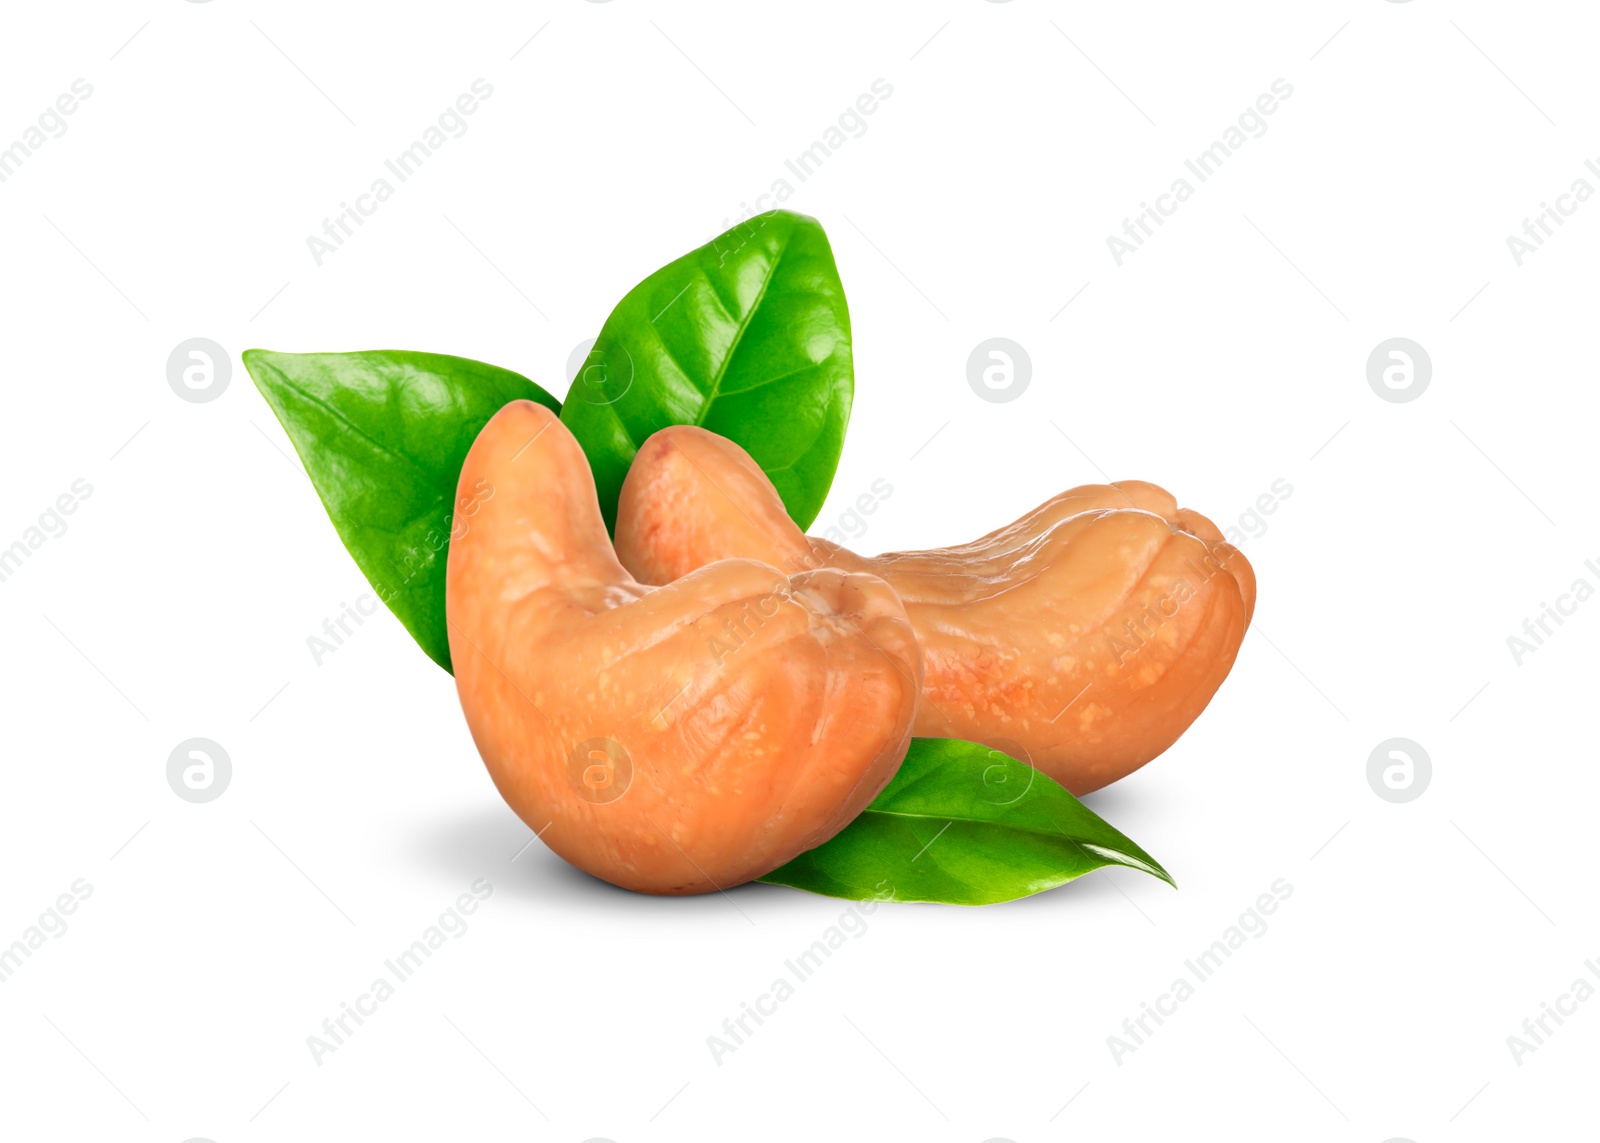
693 224 796 425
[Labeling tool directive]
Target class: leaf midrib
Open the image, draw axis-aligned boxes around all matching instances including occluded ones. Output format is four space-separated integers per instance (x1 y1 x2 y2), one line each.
693 224 795 426
265 362 444 495
857 804 1125 848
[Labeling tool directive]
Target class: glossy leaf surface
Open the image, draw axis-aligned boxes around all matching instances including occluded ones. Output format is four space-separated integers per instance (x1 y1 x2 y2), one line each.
761 738 1174 905
560 210 852 532
244 348 559 672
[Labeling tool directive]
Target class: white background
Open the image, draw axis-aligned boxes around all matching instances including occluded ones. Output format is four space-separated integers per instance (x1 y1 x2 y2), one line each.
1 2 1595 1140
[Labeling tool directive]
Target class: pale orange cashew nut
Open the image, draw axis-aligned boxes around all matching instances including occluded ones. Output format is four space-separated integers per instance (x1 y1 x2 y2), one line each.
445 402 921 895
614 426 1256 795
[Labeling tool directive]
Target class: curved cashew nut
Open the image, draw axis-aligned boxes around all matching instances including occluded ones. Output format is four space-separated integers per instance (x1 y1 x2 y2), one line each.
445 403 922 894
615 426 1255 795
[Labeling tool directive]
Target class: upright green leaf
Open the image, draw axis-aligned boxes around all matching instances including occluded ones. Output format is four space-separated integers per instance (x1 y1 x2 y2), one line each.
244 349 559 672
761 739 1174 905
561 210 852 532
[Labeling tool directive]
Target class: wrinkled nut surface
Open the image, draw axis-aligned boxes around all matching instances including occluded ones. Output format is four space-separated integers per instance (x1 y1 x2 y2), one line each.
615 426 1256 795
445 402 921 895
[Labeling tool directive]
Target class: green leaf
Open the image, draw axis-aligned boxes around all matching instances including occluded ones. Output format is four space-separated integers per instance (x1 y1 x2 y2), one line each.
761 739 1175 905
561 209 852 532
243 349 560 673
